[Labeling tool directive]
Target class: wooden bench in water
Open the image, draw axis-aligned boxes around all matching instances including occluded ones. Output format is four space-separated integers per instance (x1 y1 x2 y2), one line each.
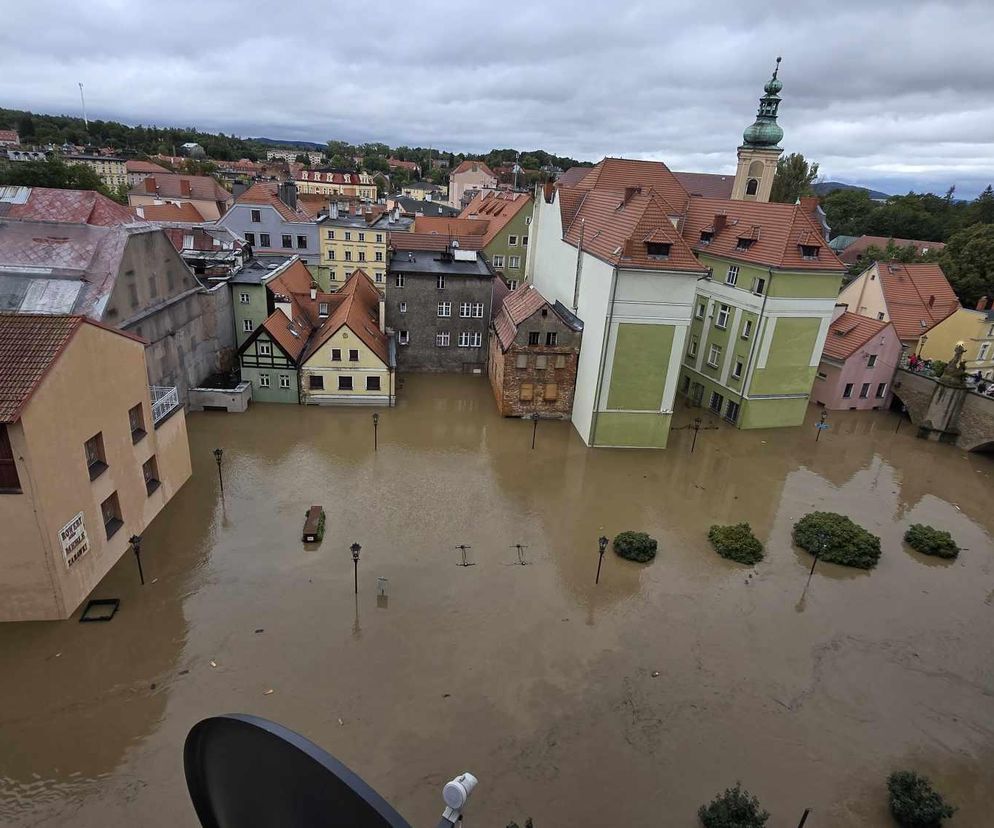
302 506 324 543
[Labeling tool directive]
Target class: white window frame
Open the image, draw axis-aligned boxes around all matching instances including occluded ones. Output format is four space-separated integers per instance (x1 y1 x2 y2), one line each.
239 292 250 304
732 360 743 379
395 273 405 288
438 302 451 317
696 301 706 319
742 319 753 339
471 332 482 347
875 382 888 399
436 332 450 347
707 343 721 368
978 342 991 361
259 373 271 388
688 336 698 358
398 330 409 345
242 319 253 332
458 331 471 347
508 255 521 269
258 342 271 356
725 266 739 286
436 274 445 289
493 254 505 268
279 374 290 389
867 354 877 367
752 276 766 295
399 302 407 313
508 235 518 246
472 303 484 318
459 302 471 317
715 304 730 329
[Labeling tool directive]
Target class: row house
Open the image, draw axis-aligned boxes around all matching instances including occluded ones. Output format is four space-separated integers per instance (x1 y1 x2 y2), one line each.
234 259 394 405
0 313 191 621
125 159 172 187
317 203 413 290
214 181 319 265
489 283 583 418
64 153 128 190
814 309 901 410
448 160 497 208
917 298 994 379
127 174 234 221
385 235 495 373
296 168 376 200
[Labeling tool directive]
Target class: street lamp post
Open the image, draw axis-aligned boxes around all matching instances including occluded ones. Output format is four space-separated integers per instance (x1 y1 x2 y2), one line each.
917 334 928 358
372 413 379 451
130 534 144 586
691 417 702 453
350 542 361 595
524 413 538 449
815 410 828 442
213 447 224 494
595 535 609 584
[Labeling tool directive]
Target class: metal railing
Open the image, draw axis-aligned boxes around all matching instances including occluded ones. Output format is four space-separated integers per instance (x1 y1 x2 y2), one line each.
150 386 180 425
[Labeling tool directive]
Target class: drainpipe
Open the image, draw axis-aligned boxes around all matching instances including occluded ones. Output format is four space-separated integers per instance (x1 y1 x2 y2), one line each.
737 267 775 420
572 220 585 311
589 264 621 445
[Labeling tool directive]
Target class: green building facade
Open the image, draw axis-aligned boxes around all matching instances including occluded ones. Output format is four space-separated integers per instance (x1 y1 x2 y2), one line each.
238 329 300 404
485 202 533 289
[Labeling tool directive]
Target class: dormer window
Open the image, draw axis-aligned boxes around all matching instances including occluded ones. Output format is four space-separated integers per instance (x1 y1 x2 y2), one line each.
735 238 755 251
646 242 671 259
800 244 820 260
699 230 713 245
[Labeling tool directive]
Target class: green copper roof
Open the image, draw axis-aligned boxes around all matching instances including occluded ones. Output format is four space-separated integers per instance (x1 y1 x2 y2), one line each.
743 57 784 148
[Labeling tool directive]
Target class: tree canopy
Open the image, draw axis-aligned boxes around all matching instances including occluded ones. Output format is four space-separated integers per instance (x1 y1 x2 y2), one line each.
939 223 994 307
0 158 120 201
770 152 819 204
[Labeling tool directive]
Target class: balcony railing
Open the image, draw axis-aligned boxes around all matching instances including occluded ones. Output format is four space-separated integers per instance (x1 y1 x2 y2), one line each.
150 386 180 426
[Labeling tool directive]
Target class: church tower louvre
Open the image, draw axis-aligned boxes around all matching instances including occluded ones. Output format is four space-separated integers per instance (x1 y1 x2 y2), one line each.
731 57 785 202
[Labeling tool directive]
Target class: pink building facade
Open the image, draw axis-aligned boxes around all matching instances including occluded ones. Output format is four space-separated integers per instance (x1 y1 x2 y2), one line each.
813 309 903 410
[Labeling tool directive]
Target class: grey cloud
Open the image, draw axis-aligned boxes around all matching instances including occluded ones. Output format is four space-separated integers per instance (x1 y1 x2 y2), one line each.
1 0 991 196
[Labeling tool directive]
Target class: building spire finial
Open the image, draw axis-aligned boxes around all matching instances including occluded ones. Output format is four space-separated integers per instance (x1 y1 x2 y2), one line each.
773 56 782 79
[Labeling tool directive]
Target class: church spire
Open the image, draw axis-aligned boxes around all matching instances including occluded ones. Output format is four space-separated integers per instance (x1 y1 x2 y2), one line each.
731 58 785 202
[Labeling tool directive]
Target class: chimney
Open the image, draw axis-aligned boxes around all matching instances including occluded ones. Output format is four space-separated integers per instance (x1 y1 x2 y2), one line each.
310 284 317 301
279 180 297 210
330 202 339 219
543 179 555 203
713 213 727 233
977 296 989 311
181 179 192 198
144 177 156 194
379 296 386 333
623 185 640 205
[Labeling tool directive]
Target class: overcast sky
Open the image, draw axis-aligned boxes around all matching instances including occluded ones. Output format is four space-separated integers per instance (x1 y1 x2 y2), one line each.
3 0 993 198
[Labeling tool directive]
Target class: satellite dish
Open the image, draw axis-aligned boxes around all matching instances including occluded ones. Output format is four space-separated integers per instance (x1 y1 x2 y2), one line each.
184 714 413 828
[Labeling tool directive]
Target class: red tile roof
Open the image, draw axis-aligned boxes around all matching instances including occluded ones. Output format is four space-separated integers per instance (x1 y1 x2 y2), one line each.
673 171 735 199
573 158 689 213
837 235 945 265
390 232 486 252
458 191 533 247
413 216 489 236
1 186 139 226
126 159 171 175
821 312 891 361
682 197 845 270
261 307 312 362
557 167 591 187
128 174 231 203
234 182 312 222
875 262 960 340
0 314 142 422
302 269 388 364
493 283 550 350
451 160 496 179
0 130 20 145
388 158 419 172
133 202 206 222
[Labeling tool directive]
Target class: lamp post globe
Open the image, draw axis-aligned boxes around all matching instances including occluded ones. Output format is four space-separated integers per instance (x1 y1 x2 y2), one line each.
350 542 361 594
595 535 609 584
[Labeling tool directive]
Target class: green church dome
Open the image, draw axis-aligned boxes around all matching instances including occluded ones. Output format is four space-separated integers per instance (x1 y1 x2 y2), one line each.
743 120 784 147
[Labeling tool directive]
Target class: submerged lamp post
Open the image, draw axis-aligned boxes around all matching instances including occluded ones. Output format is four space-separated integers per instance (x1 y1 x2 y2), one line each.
815 409 828 442
525 412 538 449
691 417 702 453
350 542 361 595
130 534 144 586
213 447 224 493
595 535 609 584
372 412 379 451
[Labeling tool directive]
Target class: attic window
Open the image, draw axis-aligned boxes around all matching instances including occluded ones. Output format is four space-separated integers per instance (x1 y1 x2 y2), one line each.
800 244 820 260
735 238 756 251
319 302 329 317
699 230 713 245
646 242 671 259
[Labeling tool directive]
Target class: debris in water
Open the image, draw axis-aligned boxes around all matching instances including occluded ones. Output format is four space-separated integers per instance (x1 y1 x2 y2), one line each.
338 718 344 726
443 693 451 698
209 660 217 668
179 669 189 676
263 689 274 696
151 578 158 584
651 671 660 678
54 652 61 658
150 683 157 690
255 628 264 634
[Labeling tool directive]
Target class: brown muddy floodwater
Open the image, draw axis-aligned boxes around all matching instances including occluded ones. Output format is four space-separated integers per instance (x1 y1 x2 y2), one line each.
2 375 993 827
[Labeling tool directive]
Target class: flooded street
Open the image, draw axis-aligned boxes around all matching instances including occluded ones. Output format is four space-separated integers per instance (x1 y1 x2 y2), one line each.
2 374 993 827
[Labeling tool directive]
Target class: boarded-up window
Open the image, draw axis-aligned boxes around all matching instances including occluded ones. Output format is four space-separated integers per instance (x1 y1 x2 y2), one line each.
555 355 566 369
535 355 548 369
519 383 534 401
544 383 559 401
516 354 528 369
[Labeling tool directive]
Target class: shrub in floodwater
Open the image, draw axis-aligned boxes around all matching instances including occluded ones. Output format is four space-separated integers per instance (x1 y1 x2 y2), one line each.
792 512 881 570
613 531 657 563
506 820 533 828
698 782 769 828
904 524 959 559
315 510 326 541
887 770 956 826
708 523 764 565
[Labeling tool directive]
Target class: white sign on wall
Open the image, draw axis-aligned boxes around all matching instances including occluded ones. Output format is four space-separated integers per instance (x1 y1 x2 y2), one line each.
59 511 89 569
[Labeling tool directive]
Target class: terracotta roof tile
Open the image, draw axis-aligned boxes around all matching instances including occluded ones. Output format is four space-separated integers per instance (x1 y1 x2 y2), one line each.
875 261 960 340
412 217 489 236
390 232 486 252
1 186 139 226
837 235 945 265
574 158 689 213
125 159 171 175
821 312 891 361
458 191 533 247
451 160 496 178
235 182 312 222
301 269 389 364
128 174 231 203
673 171 735 199
557 167 591 187
133 202 206 222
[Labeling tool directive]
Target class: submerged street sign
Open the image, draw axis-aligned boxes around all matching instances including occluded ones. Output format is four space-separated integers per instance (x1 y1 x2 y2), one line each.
60 511 89 569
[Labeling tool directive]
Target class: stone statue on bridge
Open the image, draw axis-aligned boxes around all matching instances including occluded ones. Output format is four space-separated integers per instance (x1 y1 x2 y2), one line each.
942 343 968 386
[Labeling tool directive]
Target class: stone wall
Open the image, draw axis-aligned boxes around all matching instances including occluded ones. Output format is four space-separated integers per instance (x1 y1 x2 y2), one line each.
958 391 994 451
892 369 994 452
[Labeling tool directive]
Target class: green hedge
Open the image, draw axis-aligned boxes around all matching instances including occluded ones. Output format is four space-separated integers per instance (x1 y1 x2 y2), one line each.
613 531 657 563
698 782 769 828
904 524 959 559
708 523 764 565
792 512 881 570
887 771 956 826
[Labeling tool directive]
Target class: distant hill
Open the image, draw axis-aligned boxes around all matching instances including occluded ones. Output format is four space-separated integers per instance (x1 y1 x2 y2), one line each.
814 181 891 200
251 137 326 150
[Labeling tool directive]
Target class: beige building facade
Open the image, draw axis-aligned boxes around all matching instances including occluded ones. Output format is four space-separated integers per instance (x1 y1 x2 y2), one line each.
0 315 192 622
64 154 128 190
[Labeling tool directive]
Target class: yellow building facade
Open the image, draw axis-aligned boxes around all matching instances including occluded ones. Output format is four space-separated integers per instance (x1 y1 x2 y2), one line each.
317 216 394 289
64 154 128 190
296 170 376 200
917 305 994 378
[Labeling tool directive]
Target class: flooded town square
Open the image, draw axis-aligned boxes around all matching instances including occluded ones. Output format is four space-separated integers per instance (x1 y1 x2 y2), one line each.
1 374 993 827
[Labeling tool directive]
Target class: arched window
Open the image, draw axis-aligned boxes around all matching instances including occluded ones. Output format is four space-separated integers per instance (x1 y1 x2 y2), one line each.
746 178 759 196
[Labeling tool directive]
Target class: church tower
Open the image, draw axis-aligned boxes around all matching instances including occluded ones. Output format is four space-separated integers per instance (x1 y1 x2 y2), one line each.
731 57 785 202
